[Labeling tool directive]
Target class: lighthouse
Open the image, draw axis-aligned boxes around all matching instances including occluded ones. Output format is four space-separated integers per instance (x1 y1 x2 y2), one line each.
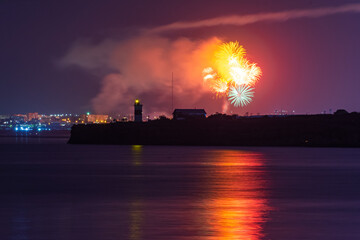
134 99 143 122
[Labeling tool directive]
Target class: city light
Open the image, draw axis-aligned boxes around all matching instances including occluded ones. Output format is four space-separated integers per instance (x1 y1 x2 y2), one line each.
0 112 107 133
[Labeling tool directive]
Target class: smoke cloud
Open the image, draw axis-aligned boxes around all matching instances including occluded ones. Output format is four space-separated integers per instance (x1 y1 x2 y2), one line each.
60 36 222 114
60 3 360 115
150 3 360 33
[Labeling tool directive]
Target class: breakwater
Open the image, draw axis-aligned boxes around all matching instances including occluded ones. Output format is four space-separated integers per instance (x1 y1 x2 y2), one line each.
68 113 360 147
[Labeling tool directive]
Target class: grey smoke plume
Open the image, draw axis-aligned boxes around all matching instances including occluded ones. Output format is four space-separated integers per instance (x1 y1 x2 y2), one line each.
150 3 360 33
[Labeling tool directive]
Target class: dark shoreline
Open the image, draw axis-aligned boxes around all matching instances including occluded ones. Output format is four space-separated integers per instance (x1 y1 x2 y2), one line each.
68 114 360 147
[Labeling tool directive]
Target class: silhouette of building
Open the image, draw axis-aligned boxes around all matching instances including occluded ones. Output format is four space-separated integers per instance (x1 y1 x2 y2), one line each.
134 99 142 122
334 109 349 115
173 109 206 120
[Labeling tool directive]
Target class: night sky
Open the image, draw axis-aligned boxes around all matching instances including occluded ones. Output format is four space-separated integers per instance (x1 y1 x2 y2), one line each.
1 0 359 115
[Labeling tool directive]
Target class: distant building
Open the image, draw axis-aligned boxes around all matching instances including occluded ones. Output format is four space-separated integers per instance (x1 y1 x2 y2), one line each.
334 109 349 115
27 112 39 121
11 114 27 123
87 114 108 123
0 115 10 120
122 116 128 122
173 109 206 120
76 114 87 124
134 99 143 122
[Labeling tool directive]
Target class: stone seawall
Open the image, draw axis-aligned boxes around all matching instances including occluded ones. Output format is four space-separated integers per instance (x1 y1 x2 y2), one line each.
68 114 360 147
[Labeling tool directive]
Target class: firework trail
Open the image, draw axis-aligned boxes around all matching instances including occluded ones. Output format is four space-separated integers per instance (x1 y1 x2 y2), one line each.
203 41 262 107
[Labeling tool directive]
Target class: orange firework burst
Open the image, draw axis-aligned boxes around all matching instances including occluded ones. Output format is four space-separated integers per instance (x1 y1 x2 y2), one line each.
202 68 229 95
203 41 262 107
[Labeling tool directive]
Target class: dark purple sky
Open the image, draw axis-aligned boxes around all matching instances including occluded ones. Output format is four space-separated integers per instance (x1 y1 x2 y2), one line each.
1 0 359 115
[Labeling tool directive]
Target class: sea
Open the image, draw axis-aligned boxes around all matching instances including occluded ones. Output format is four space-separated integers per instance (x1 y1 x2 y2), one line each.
1 136 360 240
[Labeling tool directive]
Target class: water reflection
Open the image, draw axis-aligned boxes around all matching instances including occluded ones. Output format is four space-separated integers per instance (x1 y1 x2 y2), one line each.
198 150 270 240
126 148 270 239
130 145 143 239
2 145 359 239
11 211 29 240
131 145 143 166
3 146 271 240
129 200 143 240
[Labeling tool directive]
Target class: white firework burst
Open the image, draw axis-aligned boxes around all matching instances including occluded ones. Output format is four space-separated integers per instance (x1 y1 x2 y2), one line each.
228 85 254 107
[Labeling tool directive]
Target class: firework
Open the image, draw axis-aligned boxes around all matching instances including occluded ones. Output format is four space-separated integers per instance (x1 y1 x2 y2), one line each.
212 78 229 94
228 85 254 107
230 61 262 86
244 62 262 86
202 68 229 95
213 42 246 82
203 41 262 107
202 67 216 82
215 41 246 64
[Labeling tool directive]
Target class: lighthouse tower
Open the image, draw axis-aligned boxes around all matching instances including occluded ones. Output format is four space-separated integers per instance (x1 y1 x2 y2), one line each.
134 99 143 122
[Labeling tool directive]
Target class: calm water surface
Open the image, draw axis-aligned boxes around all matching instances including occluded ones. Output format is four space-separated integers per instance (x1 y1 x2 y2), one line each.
0 137 360 239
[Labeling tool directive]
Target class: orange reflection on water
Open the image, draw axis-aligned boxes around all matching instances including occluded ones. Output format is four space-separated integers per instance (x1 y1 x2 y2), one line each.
199 150 270 240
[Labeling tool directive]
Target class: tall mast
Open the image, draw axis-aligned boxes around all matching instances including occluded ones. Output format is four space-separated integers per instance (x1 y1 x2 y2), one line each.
172 72 174 113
